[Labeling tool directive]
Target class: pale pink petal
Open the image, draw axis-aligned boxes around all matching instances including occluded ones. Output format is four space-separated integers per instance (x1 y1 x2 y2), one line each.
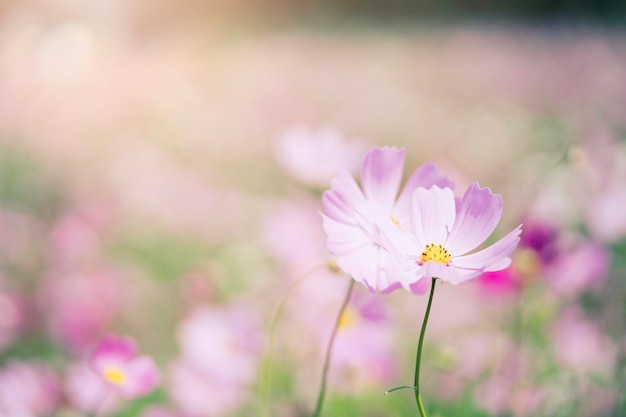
375 249 413 294
354 200 421 258
380 280 403 294
410 186 456 248
367 248 411 293
322 169 366 225
322 215 370 256
394 163 454 226
334 233 414 293
452 224 523 272
420 262 461 283
408 277 430 294
446 268 486 285
417 262 482 285
119 356 160 398
445 183 504 256
335 243 387 291
332 201 424 292
397 265 426 292
360 147 405 212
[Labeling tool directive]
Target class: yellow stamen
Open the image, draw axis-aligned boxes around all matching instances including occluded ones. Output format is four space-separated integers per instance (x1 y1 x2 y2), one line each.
389 215 400 228
327 257 340 273
103 366 126 386
338 307 358 329
420 243 451 265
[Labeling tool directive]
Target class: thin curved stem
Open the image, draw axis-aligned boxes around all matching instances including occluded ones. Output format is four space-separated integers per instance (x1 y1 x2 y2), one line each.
312 279 355 417
258 262 327 417
414 278 437 417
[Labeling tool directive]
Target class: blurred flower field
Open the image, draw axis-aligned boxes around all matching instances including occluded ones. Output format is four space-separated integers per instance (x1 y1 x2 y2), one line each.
0 3 625 416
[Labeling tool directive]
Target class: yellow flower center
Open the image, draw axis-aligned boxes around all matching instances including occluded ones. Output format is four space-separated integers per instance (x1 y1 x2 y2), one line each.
338 307 358 329
514 248 539 276
420 243 451 265
512 248 540 285
103 366 127 386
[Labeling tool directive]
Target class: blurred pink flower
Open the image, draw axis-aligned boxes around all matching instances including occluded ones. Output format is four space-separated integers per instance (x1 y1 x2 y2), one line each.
89 334 160 399
0 287 24 352
0 361 60 417
42 268 122 352
543 241 610 296
474 375 544 417
64 362 121 416
261 198 329 275
169 304 262 417
327 289 397 390
477 268 521 296
482 217 610 297
139 406 185 417
48 202 113 269
274 125 367 187
176 305 261 385
169 360 249 417
550 307 616 376
356 183 522 290
587 181 626 243
471 346 545 417
322 146 454 293
518 218 560 266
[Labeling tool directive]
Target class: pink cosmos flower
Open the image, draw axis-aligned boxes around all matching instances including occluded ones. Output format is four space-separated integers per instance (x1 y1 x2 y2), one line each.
169 360 250 417
274 124 367 187
0 361 60 417
65 362 121 415
43 269 122 353
169 305 261 417
543 241 610 297
327 290 397 390
89 335 160 399
550 307 616 375
355 183 522 289
322 146 454 293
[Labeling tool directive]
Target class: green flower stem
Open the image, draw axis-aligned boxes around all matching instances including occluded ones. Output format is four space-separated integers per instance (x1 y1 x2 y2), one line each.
414 278 437 417
312 279 355 417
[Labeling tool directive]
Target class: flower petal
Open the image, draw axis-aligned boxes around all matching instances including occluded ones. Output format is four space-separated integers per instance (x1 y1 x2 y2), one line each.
452 224 523 272
394 163 454 227
445 182 504 256
420 261 461 283
91 335 137 372
360 147 405 212
321 215 370 256
410 186 456 248
322 169 365 226
354 200 421 258
118 356 160 398
408 277 430 294
374 248 414 294
396 265 426 292
335 242 396 292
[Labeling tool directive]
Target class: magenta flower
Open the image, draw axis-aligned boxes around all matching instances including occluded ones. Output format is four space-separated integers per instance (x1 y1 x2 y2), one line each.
355 183 522 289
322 146 454 293
89 335 160 399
